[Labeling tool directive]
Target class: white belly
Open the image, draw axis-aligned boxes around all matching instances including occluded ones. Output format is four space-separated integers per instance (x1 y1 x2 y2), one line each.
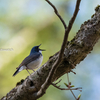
27 55 43 70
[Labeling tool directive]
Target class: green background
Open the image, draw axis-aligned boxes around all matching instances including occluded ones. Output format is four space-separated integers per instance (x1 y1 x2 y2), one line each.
0 0 100 100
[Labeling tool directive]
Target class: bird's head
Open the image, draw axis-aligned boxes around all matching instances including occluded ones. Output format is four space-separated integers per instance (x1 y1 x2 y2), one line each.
30 44 45 54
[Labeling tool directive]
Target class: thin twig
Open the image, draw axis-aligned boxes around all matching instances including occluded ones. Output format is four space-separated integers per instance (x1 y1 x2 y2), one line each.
51 83 82 91
70 90 77 100
67 73 70 83
45 0 67 29
37 0 81 97
54 79 62 85
67 73 77 100
70 70 76 74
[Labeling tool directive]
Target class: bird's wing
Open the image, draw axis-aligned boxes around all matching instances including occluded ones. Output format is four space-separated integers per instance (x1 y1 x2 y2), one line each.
17 53 41 69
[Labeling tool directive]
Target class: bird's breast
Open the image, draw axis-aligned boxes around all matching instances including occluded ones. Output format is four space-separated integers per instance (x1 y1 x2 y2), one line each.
27 55 43 69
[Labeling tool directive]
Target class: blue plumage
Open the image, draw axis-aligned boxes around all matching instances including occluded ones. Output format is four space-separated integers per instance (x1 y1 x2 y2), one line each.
13 44 45 76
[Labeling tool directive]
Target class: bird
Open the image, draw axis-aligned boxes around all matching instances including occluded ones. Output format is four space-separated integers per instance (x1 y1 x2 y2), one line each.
13 44 45 76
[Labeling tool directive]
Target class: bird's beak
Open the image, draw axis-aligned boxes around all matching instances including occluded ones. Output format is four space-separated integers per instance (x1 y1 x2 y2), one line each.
39 48 46 51
38 44 46 51
38 44 41 47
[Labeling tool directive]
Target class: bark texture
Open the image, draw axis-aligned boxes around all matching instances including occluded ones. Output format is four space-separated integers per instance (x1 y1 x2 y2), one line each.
1 5 100 100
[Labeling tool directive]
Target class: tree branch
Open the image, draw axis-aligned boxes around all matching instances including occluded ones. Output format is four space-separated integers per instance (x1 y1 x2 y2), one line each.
36 0 81 98
1 3 100 100
45 0 67 29
51 83 82 91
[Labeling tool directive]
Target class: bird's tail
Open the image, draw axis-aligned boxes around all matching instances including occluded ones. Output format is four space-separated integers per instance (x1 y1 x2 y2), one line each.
13 66 25 76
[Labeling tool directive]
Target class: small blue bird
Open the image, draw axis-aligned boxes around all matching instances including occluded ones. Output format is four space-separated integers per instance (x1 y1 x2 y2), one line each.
13 44 45 76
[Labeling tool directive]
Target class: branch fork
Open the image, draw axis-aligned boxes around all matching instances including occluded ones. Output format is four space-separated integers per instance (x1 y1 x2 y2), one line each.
37 0 81 98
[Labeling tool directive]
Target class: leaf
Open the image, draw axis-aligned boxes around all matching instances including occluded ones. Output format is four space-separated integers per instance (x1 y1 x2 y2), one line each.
71 85 75 87
64 83 68 87
77 94 81 100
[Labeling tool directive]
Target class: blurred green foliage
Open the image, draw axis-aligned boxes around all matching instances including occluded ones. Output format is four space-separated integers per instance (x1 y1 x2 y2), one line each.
0 0 100 100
